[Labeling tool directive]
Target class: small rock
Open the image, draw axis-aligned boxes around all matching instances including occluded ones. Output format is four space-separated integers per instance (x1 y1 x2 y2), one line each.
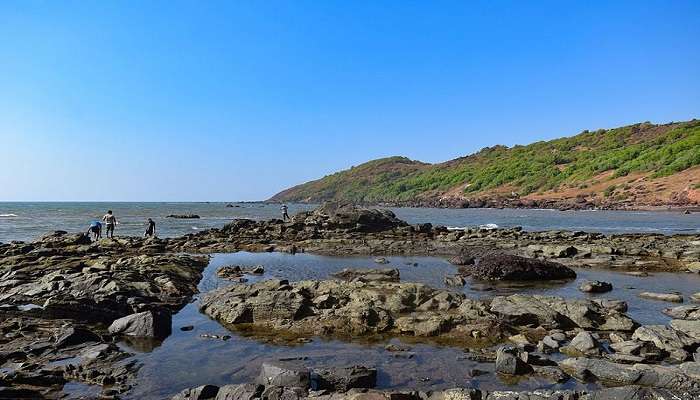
443 275 466 287
255 362 310 389
171 384 219 400
564 331 600 356
310 366 377 392
579 280 613 293
108 310 172 338
495 345 531 375
638 292 684 303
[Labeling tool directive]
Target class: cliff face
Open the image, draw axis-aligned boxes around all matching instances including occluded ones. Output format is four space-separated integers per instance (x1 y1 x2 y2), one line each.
270 120 700 209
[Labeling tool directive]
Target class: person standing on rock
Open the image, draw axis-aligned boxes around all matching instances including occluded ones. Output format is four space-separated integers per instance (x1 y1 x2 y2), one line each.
87 220 102 241
102 210 118 238
144 218 156 237
281 204 290 221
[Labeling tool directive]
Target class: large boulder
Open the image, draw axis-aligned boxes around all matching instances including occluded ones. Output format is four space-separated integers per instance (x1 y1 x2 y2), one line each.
291 202 407 232
108 310 172 339
470 254 576 281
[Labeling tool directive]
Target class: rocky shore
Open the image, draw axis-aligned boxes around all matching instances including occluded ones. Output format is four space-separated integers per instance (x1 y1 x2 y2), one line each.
164 202 700 273
1 203 700 399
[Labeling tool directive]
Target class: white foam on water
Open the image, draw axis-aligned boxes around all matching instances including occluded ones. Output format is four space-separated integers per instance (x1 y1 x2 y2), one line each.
479 223 499 230
0 214 18 217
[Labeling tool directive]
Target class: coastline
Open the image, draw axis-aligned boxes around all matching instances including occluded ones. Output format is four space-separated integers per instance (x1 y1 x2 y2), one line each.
1 203 700 399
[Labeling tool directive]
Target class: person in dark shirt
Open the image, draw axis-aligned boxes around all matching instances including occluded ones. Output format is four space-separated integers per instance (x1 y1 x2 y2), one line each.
87 221 102 241
144 218 156 237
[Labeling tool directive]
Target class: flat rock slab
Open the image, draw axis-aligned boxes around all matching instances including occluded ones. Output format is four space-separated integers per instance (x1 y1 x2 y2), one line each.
639 292 684 303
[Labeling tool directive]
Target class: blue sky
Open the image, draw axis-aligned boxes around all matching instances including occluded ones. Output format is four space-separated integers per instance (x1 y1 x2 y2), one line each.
1 1 698 201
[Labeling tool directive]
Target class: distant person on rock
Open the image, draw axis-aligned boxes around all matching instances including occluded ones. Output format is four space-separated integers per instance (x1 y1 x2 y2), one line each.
87 221 102 241
102 210 118 238
144 218 156 237
281 204 290 221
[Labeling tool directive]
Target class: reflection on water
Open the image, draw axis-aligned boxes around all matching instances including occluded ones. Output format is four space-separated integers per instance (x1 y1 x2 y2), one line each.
61 381 103 399
124 252 700 399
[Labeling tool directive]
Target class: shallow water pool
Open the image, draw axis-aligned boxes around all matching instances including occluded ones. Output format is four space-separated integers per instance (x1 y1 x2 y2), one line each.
122 252 700 399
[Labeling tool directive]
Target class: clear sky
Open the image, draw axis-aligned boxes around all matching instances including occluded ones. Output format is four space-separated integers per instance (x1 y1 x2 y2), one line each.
1 1 699 201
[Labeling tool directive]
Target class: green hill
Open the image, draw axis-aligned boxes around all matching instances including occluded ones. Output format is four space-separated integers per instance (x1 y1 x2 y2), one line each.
270 120 700 209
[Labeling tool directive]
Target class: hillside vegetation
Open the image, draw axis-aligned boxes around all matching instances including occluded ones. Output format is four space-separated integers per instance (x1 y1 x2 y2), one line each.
270 120 700 209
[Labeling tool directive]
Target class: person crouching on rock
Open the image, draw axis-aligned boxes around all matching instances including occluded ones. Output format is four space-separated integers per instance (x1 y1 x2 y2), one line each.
87 221 102 241
144 218 156 237
102 210 118 238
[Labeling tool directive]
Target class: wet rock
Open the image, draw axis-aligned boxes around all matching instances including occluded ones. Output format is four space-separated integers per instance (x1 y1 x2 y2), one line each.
559 357 700 392
631 325 696 361
428 388 481 400
586 386 695 400
609 340 664 363
624 271 650 277
214 384 264 400
669 319 700 341
167 214 201 219
448 255 475 266
471 254 576 281
562 331 601 356
495 345 532 375
78 343 114 361
256 362 310 389
663 305 700 320
55 326 101 349
108 310 172 338
490 294 636 331
638 292 684 303
594 299 628 313
180 325 194 331
310 366 377 392
171 384 219 400
538 334 563 352
443 275 466 287
374 257 389 264
0 387 44 398
217 266 243 280
531 365 570 383
578 280 613 293
260 386 306 400
332 268 400 283
249 265 264 274
201 279 499 344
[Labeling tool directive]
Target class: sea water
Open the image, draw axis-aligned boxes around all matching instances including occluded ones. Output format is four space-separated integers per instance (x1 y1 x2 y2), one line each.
1 202 698 243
